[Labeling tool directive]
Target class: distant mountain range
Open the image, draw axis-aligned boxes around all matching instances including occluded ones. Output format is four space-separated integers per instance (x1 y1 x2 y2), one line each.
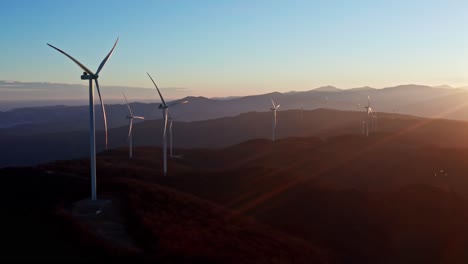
2 83 468 135
3 108 468 168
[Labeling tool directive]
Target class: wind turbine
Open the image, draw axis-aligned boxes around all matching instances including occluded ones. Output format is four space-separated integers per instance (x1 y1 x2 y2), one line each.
167 102 189 159
147 73 169 176
146 73 188 175
300 104 304 121
47 38 118 201
270 99 280 141
364 96 372 137
123 93 144 158
373 113 378 132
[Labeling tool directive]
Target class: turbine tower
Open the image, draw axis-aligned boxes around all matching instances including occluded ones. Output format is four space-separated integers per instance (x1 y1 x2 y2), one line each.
300 104 304 121
270 99 280 141
364 96 372 137
123 93 144 158
47 38 118 201
169 116 174 158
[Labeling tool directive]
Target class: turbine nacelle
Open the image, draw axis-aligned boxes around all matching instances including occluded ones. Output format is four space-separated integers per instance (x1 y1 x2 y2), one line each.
81 73 98 80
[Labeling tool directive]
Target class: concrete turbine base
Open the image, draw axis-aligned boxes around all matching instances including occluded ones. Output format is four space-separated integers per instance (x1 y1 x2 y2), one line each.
71 198 112 218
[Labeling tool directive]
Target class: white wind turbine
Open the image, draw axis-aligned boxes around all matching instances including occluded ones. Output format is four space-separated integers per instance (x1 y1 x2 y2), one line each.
270 99 280 141
47 38 118 201
147 73 189 174
300 104 304 121
364 96 373 137
123 93 144 159
147 73 169 176
167 101 189 159
146 73 189 175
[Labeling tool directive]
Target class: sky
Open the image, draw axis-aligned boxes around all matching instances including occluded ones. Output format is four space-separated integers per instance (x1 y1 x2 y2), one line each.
2 0 468 98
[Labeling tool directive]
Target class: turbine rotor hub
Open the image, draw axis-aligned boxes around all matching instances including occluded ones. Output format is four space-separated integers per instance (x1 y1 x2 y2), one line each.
81 73 98 80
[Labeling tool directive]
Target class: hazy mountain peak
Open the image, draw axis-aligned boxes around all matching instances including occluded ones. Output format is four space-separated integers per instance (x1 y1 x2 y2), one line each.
266 91 282 96
350 86 375 91
432 85 454 89
181 96 210 101
391 84 432 90
314 85 341 92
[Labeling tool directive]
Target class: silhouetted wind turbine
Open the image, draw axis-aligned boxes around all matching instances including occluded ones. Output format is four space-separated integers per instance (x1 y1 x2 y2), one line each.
147 73 189 174
270 99 280 141
147 72 169 176
47 38 118 201
364 96 372 136
300 104 304 121
123 93 144 158
169 116 174 158
167 101 188 158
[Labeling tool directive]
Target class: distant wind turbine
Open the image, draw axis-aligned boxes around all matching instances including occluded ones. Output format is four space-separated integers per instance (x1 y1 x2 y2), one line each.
373 113 378 131
167 103 188 158
146 72 188 175
47 38 118 201
147 72 169 176
364 96 373 137
270 99 280 141
123 93 144 159
169 116 174 158
300 104 304 121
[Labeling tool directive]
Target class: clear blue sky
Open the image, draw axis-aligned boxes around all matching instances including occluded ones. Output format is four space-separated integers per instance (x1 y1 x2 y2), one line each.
2 0 468 97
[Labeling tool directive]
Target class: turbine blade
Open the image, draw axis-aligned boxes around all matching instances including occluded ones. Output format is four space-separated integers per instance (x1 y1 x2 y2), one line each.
122 92 133 116
276 104 280 109
127 119 133 141
147 72 167 107
134 116 145 120
271 99 276 108
368 96 370 107
95 79 108 150
95 38 119 75
47 43 94 75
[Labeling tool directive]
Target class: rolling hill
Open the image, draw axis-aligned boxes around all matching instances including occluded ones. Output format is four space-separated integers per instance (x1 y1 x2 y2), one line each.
4 108 468 168
3 83 468 136
0 165 328 263
24 132 468 263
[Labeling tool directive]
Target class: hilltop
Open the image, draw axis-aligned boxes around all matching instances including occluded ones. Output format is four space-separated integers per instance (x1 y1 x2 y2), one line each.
12 132 468 263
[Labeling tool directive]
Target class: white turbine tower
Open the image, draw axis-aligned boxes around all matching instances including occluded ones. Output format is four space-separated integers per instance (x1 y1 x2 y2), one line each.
169 116 174 158
300 104 304 121
123 93 144 159
47 38 118 201
270 99 280 141
364 96 373 137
